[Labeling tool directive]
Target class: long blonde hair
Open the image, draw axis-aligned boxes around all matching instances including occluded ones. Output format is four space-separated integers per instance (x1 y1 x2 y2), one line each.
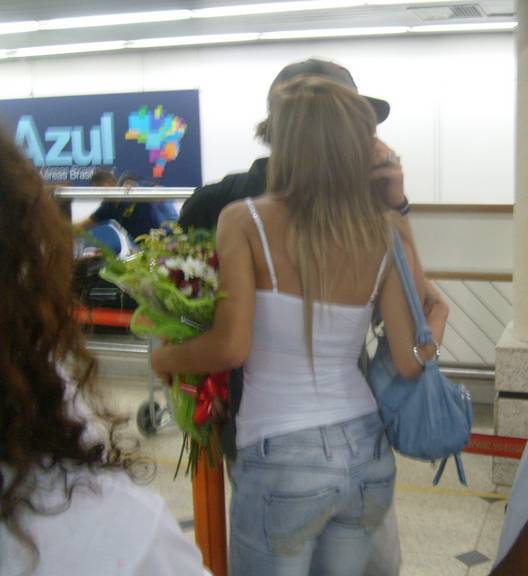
266 75 391 358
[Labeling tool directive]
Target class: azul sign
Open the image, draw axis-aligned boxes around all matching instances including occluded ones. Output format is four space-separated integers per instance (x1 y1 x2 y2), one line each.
16 113 115 167
0 90 202 187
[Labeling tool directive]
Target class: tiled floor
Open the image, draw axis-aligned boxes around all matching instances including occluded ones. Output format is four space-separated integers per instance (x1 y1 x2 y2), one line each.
100 377 510 576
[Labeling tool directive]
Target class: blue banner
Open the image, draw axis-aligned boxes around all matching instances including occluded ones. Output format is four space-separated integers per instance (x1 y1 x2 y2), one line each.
0 90 202 187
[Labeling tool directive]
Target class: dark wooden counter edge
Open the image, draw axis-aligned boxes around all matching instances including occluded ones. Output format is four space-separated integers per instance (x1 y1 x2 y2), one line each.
411 204 513 214
426 271 513 282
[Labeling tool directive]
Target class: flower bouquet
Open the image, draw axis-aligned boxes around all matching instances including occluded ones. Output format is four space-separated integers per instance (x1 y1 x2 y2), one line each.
100 223 227 476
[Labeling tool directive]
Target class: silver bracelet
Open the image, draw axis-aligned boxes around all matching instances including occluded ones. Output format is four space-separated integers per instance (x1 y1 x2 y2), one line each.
412 342 441 367
412 346 425 367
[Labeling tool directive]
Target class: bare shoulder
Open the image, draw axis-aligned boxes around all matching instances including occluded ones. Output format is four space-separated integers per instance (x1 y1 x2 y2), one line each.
218 199 252 228
216 200 253 247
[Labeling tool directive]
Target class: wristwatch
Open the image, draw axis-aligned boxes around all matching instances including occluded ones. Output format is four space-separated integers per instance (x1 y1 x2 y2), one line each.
395 196 410 216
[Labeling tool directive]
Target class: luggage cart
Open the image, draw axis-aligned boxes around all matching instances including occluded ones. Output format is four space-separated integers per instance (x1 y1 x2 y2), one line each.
136 339 176 436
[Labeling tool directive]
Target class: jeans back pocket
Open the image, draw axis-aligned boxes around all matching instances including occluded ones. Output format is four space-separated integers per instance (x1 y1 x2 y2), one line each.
264 486 340 556
360 473 396 532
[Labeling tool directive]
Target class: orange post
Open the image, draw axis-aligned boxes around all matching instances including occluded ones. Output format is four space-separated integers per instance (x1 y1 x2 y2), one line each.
192 454 228 576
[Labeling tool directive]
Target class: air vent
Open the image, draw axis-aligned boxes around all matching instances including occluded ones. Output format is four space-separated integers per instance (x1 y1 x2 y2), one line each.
411 4 484 21
451 5 484 18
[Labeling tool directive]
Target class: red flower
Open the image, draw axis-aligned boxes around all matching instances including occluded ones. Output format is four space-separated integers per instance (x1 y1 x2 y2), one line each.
191 279 201 297
193 372 230 426
208 253 219 270
169 269 185 287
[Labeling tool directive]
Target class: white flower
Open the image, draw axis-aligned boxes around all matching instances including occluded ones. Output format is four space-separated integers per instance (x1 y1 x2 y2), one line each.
158 265 169 277
180 257 206 280
165 257 186 270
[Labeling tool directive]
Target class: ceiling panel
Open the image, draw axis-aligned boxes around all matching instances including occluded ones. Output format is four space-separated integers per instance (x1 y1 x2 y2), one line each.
0 1 516 53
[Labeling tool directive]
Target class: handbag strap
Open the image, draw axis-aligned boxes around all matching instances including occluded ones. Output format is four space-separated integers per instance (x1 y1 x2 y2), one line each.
433 454 468 486
392 231 433 347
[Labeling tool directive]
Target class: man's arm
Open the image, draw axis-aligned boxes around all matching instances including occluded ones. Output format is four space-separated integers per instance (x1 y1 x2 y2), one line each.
179 180 232 231
73 201 115 234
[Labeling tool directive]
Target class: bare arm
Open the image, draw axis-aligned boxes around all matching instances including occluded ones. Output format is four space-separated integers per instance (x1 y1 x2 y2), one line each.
151 202 255 381
390 208 449 349
379 239 448 380
373 139 448 375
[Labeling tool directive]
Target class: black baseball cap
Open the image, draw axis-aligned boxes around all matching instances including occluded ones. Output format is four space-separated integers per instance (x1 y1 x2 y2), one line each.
269 58 390 124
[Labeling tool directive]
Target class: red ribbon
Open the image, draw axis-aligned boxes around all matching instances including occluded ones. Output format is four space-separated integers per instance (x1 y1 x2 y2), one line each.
181 372 229 426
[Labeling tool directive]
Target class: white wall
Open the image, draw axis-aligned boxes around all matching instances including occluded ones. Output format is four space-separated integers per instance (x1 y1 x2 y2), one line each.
0 33 515 204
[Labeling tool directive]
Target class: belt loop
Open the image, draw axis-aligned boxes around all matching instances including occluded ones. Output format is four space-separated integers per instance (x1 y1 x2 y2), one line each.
343 425 358 455
320 427 332 462
258 438 268 459
374 428 386 460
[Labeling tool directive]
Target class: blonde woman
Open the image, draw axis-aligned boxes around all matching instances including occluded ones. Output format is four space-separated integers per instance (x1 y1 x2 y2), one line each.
153 75 447 575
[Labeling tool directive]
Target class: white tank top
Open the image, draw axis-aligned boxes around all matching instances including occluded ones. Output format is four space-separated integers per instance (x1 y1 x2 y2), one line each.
236 198 387 449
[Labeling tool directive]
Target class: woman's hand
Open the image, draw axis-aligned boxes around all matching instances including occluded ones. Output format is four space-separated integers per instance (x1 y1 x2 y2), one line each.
371 138 406 210
151 344 175 386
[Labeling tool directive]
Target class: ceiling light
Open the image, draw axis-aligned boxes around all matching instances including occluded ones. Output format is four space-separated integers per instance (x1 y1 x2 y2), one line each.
0 19 517 61
0 20 39 35
38 10 191 31
261 26 409 40
192 0 457 18
193 1 357 18
130 33 261 49
0 1 482 36
411 22 518 33
8 41 127 59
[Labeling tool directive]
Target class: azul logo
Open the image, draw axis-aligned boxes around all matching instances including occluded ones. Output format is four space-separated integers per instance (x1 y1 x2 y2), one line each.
15 113 115 167
125 106 186 178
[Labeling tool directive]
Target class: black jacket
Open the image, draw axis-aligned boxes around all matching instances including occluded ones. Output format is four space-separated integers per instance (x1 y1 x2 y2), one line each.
178 158 268 230
178 158 268 460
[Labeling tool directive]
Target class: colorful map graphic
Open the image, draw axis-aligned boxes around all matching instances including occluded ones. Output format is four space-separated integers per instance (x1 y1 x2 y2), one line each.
125 105 187 178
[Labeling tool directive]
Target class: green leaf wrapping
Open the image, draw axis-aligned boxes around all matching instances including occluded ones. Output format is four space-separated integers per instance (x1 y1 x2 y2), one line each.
98 225 223 477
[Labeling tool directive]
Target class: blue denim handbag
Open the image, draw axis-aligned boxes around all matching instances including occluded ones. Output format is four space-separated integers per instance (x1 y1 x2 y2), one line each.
368 232 473 485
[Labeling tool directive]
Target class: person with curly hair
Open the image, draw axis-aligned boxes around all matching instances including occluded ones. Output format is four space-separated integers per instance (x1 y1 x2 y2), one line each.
0 128 209 576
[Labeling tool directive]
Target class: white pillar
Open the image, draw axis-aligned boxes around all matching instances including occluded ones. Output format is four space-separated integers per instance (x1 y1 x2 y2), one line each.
513 0 528 341
493 1 528 486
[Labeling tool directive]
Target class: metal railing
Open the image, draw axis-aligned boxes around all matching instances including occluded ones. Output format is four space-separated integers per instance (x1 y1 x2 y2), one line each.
54 186 193 201
69 192 510 382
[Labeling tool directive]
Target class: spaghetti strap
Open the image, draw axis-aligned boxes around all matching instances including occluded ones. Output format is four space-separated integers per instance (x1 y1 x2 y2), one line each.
368 252 389 304
245 197 278 293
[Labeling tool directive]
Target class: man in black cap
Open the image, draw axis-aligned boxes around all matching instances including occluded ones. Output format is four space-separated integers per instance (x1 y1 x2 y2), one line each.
180 58 401 232
179 59 411 575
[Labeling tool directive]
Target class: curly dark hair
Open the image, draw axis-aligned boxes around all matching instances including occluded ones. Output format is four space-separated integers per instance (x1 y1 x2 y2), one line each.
0 128 140 568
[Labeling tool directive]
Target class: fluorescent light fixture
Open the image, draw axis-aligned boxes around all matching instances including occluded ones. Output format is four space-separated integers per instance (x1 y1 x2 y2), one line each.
8 41 127 59
411 22 518 33
0 20 517 61
130 33 260 49
193 1 356 18
0 1 474 36
192 0 455 18
261 26 408 40
38 10 191 31
0 20 39 35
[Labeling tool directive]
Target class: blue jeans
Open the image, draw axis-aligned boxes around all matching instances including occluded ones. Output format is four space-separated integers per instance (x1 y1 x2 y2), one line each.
229 412 397 576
